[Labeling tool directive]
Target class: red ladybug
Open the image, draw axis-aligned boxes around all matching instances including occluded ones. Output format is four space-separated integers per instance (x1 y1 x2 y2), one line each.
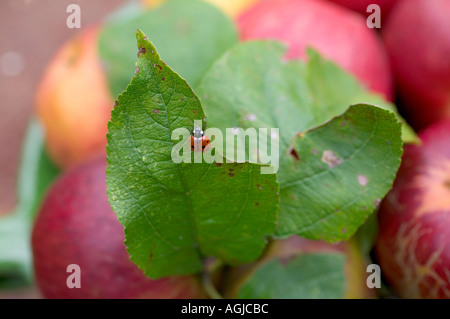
190 126 211 152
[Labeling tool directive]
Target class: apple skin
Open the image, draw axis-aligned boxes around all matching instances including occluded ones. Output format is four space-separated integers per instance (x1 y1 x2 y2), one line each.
237 0 393 101
35 26 113 169
325 0 397 18
222 236 376 299
31 156 206 299
382 0 450 130
376 120 450 299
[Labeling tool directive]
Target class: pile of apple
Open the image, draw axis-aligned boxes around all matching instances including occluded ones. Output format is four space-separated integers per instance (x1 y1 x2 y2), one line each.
32 0 450 298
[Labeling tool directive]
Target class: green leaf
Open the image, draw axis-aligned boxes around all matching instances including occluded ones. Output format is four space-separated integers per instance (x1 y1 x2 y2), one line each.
98 0 238 97
106 31 279 279
237 253 347 299
277 104 402 241
197 41 403 242
0 119 59 287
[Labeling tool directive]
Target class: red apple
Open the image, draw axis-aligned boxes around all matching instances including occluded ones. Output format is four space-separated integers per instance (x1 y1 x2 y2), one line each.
325 0 398 19
382 0 450 130
237 0 393 100
223 236 375 299
376 120 450 299
32 156 205 299
35 26 113 169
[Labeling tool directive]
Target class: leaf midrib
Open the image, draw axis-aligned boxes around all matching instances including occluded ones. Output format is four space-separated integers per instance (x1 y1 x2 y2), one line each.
150 60 202 260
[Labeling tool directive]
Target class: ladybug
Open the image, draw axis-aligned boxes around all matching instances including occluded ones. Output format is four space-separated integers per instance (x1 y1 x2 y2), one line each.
190 125 211 152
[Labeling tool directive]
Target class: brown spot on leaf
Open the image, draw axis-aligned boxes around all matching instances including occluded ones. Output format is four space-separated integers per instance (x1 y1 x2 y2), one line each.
137 47 146 57
255 202 260 207
229 172 235 177
161 77 165 81
374 198 381 208
321 150 343 169
153 109 160 114
215 163 222 167
358 174 369 186
193 110 198 114
135 66 140 75
114 100 118 107
290 148 300 161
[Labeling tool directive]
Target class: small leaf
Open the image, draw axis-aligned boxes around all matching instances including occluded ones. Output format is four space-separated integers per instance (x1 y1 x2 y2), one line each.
277 104 402 241
99 0 238 97
106 31 279 279
237 253 347 299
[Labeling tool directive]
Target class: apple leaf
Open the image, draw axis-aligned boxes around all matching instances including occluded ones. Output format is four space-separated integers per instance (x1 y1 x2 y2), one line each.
277 104 402 241
106 31 279 279
0 119 59 287
197 42 403 242
99 0 238 97
236 253 347 299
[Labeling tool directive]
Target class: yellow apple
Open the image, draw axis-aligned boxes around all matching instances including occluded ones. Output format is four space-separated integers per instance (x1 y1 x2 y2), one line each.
35 26 113 169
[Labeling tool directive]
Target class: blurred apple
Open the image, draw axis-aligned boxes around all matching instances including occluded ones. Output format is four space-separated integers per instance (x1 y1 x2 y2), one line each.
237 0 393 101
325 0 398 19
35 26 113 169
32 156 206 299
376 120 450 299
143 0 259 17
223 236 375 299
383 0 450 130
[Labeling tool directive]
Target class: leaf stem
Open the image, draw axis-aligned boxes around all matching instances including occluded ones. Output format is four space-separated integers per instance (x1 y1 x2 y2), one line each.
202 259 224 299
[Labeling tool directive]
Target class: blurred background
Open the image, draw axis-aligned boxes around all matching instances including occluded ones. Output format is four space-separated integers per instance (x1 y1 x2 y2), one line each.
0 0 127 217
0 0 127 298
